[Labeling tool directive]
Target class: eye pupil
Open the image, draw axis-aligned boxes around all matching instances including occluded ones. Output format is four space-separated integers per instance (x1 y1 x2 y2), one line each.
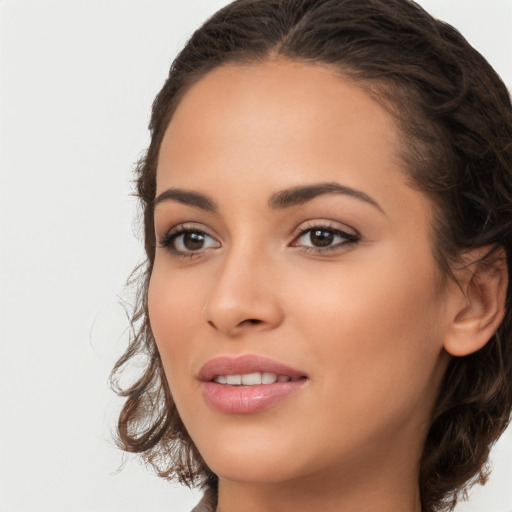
311 229 334 247
183 232 205 250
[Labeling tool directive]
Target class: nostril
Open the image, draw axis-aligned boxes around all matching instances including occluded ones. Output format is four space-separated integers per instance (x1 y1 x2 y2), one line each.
205 318 262 331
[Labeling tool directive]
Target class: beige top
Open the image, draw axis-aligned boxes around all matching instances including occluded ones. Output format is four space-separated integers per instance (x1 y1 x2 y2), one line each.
191 488 217 512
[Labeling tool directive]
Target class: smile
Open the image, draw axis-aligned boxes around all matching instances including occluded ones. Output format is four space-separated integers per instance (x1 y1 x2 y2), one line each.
198 355 308 414
213 372 297 385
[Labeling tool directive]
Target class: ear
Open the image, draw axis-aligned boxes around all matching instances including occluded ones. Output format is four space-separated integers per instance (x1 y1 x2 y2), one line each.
444 246 508 357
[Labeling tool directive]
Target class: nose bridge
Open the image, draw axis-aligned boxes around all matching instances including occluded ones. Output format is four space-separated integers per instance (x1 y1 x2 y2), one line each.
203 236 282 335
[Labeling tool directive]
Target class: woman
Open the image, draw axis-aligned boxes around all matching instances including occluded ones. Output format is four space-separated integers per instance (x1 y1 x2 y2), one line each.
111 1 512 511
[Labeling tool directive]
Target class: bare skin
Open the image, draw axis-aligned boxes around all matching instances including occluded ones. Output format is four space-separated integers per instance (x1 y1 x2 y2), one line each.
148 60 506 512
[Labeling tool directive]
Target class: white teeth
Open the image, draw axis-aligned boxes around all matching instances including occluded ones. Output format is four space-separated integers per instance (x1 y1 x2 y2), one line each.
226 374 242 385
262 372 278 384
213 372 291 386
241 372 262 385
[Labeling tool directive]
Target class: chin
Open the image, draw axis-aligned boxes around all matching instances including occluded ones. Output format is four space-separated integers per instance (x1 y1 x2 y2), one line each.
209 457 301 485
194 429 308 485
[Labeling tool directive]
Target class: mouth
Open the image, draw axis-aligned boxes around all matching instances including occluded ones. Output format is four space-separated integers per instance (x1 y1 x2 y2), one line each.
212 372 301 385
198 355 308 414
198 354 307 383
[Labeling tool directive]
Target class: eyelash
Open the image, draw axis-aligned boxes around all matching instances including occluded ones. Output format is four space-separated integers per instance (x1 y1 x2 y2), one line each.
158 224 219 259
291 223 360 254
158 222 360 259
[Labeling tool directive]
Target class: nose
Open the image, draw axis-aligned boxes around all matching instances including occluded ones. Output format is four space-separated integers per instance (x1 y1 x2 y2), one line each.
202 245 284 337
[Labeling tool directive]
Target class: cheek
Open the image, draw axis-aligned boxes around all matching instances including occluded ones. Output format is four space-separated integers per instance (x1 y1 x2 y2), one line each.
287 246 448 416
147 264 202 385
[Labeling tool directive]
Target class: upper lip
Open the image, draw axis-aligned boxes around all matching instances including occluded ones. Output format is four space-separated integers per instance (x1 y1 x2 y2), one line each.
197 354 307 382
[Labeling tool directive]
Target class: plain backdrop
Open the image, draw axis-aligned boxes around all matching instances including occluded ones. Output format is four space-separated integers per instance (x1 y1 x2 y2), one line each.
0 1 511 511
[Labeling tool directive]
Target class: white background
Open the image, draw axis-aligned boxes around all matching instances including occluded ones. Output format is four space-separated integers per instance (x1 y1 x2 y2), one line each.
0 1 511 511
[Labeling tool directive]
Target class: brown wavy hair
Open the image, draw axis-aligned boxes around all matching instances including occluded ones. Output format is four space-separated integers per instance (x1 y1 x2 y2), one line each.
110 1 512 510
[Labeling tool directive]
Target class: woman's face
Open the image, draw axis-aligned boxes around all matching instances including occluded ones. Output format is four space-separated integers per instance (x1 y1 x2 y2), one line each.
149 61 456 488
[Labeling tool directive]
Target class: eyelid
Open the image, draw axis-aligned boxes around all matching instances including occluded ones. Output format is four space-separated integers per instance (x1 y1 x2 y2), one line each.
290 219 359 240
158 221 215 241
158 222 221 257
289 220 360 252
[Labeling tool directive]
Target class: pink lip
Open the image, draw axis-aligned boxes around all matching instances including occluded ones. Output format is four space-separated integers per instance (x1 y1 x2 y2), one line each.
198 355 308 414
197 354 306 382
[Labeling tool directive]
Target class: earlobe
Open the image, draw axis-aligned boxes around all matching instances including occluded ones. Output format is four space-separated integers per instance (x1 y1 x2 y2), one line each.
444 246 508 357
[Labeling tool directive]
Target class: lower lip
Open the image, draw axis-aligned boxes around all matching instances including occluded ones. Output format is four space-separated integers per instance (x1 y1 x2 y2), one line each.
200 380 307 414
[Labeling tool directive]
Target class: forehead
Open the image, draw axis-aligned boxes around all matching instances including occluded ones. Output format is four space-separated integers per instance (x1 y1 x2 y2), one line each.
157 60 405 193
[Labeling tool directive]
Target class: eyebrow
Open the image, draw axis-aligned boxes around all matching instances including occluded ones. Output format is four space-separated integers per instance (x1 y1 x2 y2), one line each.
154 188 217 211
153 182 384 214
269 182 385 214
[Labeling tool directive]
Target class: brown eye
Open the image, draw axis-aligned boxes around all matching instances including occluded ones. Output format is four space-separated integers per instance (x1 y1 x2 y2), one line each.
292 225 360 252
309 229 334 247
164 229 221 254
182 231 207 250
